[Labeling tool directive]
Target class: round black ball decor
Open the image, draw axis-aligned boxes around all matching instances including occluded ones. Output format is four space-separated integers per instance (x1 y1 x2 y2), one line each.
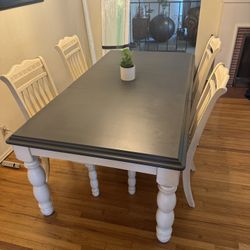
149 15 175 43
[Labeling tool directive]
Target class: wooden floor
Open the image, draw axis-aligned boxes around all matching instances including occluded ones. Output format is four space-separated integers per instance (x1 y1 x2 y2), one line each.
1 97 250 250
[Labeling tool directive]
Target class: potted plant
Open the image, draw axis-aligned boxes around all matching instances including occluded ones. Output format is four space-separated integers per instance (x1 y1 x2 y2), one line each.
120 48 135 81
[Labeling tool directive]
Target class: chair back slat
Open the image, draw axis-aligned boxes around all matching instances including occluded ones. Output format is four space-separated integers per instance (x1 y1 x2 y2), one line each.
18 72 47 92
38 78 50 105
0 57 58 119
65 47 81 59
42 76 54 101
71 54 81 79
56 35 88 81
32 80 46 108
28 85 41 113
22 88 36 117
77 52 85 72
188 63 229 153
191 36 221 113
69 56 78 80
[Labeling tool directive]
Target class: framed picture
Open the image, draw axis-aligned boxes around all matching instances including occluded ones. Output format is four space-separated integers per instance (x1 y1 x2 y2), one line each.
0 0 43 10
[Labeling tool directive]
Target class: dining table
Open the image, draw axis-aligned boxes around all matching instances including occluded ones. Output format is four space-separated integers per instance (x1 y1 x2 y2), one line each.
7 51 194 243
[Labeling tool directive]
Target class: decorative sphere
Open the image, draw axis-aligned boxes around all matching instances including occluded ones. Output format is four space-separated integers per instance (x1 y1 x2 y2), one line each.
149 15 175 43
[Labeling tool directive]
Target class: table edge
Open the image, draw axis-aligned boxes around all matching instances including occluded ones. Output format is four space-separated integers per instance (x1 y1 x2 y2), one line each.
7 52 194 171
6 135 184 170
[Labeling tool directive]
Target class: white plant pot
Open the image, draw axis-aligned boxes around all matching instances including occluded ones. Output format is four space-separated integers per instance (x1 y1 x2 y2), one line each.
120 66 136 81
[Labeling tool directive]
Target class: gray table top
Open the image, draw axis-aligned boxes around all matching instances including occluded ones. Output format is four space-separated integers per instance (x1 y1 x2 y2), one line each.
7 51 194 170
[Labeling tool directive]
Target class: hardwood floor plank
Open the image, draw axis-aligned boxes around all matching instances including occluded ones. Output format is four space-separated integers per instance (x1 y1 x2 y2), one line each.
0 240 32 250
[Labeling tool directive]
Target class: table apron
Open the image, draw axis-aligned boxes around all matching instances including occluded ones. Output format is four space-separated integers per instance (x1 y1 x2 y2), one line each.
30 147 157 175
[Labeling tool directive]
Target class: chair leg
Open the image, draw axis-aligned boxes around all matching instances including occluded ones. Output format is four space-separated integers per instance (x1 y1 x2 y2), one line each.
191 160 196 172
40 157 50 183
128 171 136 195
182 168 195 208
86 164 100 197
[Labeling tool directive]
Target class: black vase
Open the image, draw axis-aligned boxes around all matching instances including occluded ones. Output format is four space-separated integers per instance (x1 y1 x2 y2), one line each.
149 14 175 43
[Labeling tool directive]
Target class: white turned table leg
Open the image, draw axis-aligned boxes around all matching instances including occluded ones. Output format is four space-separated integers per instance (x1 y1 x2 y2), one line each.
86 164 100 197
13 146 54 216
40 157 50 182
128 171 136 195
156 168 180 243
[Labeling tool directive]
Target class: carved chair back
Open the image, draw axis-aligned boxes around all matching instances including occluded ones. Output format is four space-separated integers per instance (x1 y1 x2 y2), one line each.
189 63 229 153
0 57 58 119
56 35 88 81
192 36 222 113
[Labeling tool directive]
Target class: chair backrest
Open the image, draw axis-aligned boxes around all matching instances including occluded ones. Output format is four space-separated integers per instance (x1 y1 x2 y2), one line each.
188 63 229 153
192 36 221 111
55 35 88 81
0 57 58 120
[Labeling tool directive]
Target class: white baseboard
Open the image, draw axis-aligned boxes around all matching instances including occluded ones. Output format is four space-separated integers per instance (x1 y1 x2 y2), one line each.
0 147 13 163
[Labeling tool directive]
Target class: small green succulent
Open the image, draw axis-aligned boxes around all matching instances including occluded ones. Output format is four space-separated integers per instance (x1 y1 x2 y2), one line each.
120 48 134 68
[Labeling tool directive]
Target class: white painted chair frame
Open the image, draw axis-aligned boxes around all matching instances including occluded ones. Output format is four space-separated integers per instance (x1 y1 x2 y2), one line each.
0 57 58 120
191 36 222 118
183 63 229 207
55 35 88 81
0 57 59 181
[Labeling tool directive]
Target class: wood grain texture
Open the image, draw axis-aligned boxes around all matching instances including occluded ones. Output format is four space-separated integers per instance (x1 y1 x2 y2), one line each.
1 97 250 250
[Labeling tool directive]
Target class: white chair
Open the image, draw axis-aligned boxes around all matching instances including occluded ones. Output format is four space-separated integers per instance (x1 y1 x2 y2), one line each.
0 57 58 181
191 36 221 116
183 63 229 208
0 57 99 197
55 35 88 81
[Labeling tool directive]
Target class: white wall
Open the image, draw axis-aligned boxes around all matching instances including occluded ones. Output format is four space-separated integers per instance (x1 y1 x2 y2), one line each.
0 0 92 161
195 0 223 67
215 1 250 68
